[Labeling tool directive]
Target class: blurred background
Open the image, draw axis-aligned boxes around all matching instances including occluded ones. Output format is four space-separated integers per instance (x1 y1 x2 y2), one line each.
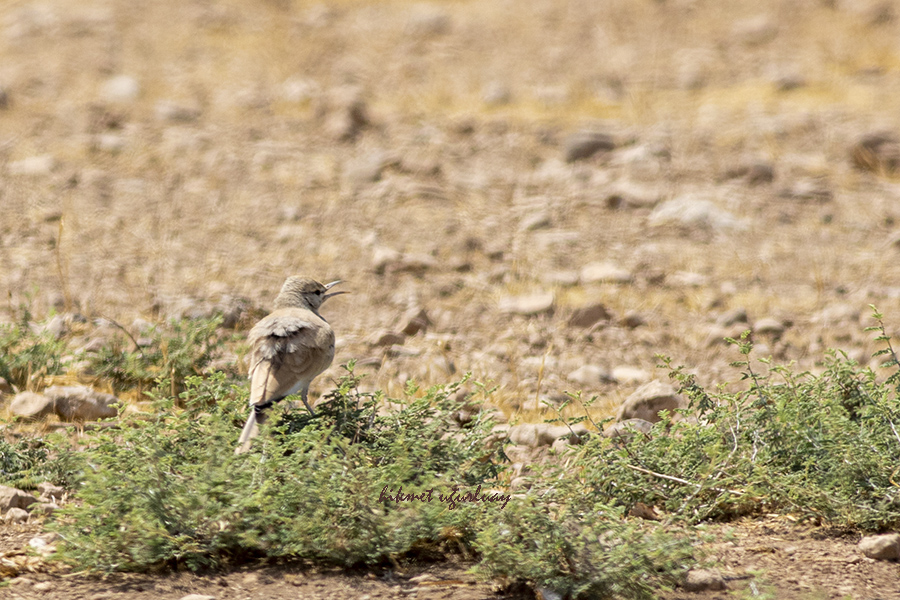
3 0 900 416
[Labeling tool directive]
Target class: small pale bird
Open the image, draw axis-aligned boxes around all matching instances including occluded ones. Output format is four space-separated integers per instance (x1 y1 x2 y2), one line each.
235 277 346 454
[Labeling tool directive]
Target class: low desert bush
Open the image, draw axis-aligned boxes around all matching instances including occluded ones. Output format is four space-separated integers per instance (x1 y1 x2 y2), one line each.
84 316 226 393
44 368 696 598
0 311 68 390
16 309 900 596
576 308 900 531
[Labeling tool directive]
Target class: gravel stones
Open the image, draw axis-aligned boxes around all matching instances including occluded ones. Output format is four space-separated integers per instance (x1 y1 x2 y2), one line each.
723 160 775 185
0 485 38 513
683 569 727 592
580 262 633 284
9 392 56 420
566 364 612 387
508 423 590 447
8 155 56 176
156 100 201 123
603 418 653 442
101 75 140 102
753 317 786 337
851 131 900 174
498 293 554 316
396 307 430 336
563 131 615 162
649 195 747 232
3 507 29 524
859 533 900 561
605 181 662 209
10 386 119 421
567 303 612 328
45 386 119 421
616 380 683 423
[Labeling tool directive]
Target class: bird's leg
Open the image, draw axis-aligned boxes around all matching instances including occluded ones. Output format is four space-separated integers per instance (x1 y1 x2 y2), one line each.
300 388 316 417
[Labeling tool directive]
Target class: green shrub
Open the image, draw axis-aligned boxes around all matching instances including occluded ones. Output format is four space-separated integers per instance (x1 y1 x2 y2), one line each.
578 319 900 530
0 434 82 490
47 369 699 598
474 469 696 599
84 316 226 393
0 315 68 390
20 307 900 596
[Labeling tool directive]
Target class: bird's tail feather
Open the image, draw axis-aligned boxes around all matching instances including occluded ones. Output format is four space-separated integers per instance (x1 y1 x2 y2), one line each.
235 410 259 455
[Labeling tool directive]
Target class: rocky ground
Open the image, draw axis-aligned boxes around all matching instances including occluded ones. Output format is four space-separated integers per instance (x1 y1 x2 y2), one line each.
3 516 900 600
4 0 900 597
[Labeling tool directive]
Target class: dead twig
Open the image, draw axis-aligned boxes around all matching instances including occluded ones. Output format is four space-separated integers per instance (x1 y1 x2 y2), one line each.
624 463 745 497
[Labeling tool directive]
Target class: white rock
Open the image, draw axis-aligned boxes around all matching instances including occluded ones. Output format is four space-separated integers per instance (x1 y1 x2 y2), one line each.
498 293 554 316
95 133 125 153
371 246 403 274
563 131 616 162
551 437 576 454
179 595 216 600
280 77 320 103
504 445 534 464
674 48 715 90
518 211 551 232
28 537 49 551
668 271 708 287
397 308 430 336
580 261 633 284
8 155 56 176
649 195 747 232
482 81 512 106
731 14 777 46
611 366 651 384
39 314 67 339
9 392 54 420
541 270 580 286
101 75 140 102
405 5 451 36
567 365 611 386
754 317 785 336
606 181 661 209
508 423 588 447
344 152 393 186
621 311 646 328
508 424 544 447
717 308 749 327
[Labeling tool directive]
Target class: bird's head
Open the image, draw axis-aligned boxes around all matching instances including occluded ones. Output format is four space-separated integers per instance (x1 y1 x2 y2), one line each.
274 277 346 312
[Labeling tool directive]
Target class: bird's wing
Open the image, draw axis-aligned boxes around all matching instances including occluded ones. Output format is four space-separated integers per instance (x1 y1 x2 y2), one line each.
246 311 332 408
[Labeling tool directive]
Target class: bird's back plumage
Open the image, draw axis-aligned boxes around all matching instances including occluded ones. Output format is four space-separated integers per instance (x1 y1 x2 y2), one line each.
246 308 335 408
235 279 341 454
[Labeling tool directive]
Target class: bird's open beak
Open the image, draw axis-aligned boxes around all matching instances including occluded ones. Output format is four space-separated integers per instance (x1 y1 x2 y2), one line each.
323 280 348 300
